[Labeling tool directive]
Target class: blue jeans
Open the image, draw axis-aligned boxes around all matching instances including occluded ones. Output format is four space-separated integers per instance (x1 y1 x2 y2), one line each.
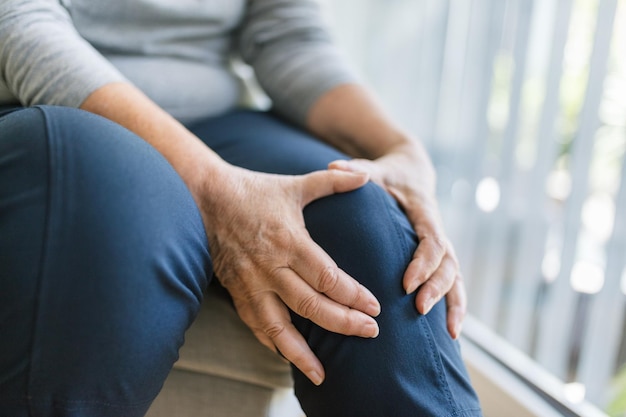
0 106 482 417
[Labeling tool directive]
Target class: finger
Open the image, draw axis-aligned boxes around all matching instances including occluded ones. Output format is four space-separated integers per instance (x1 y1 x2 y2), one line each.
237 292 326 385
290 238 380 317
272 266 379 338
327 159 372 173
403 235 447 294
328 159 386 184
387 187 448 296
233 299 278 354
298 169 369 206
446 275 467 339
414 253 457 315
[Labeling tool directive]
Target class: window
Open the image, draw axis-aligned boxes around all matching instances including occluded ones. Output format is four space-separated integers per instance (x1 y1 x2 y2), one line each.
322 0 626 414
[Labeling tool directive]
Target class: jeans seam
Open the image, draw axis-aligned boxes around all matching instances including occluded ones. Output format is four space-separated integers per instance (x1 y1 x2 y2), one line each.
22 106 173 412
421 316 457 411
24 106 55 414
444 407 484 417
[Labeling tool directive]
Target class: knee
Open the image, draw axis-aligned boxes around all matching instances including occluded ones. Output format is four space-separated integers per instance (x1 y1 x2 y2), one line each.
303 182 417 296
41 105 209 299
296 183 480 417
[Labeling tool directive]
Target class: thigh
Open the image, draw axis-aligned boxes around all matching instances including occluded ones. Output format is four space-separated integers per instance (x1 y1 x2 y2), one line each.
189 110 346 175
0 106 210 416
190 111 482 417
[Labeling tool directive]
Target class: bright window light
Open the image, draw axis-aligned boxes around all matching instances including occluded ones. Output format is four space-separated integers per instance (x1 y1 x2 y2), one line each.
546 169 572 201
581 193 615 242
541 249 561 282
475 177 500 212
570 261 605 294
563 382 586 404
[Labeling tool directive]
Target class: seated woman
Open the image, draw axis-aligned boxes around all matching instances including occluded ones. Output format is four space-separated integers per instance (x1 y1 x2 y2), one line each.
0 0 482 416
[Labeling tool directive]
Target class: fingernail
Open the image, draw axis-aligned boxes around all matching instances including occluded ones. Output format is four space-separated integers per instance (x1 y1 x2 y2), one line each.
405 282 418 295
423 297 436 315
329 160 349 169
454 323 463 339
309 370 324 386
367 320 380 338
331 160 369 175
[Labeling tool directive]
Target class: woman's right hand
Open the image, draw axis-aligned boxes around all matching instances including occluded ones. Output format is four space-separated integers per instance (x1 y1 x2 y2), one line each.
197 165 381 386
79 82 379 385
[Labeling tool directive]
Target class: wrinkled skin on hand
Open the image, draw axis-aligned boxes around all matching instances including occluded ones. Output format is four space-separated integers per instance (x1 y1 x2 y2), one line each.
329 142 466 340
197 165 381 385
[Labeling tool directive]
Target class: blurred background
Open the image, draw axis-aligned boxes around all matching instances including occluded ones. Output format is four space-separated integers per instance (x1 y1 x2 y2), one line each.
316 0 626 414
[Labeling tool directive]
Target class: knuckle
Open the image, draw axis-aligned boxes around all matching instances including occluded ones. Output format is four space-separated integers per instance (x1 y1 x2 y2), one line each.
350 283 363 306
342 314 361 335
430 235 447 256
441 276 455 294
317 266 339 293
296 294 322 319
453 302 467 315
442 265 457 286
264 321 286 340
426 276 446 297
267 266 284 286
449 304 467 318
434 258 457 285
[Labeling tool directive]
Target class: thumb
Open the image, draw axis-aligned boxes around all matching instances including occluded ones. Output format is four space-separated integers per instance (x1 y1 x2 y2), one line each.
299 169 369 206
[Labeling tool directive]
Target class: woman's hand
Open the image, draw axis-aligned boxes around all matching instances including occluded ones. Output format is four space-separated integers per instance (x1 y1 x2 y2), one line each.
197 165 381 386
79 83 381 386
328 142 466 339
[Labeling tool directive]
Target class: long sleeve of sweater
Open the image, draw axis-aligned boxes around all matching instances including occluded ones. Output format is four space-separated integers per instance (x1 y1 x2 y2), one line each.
237 0 359 125
0 0 126 108
0 0 358 126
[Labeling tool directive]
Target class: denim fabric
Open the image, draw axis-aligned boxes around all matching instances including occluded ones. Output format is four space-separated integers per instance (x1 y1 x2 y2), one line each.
0 106 482 416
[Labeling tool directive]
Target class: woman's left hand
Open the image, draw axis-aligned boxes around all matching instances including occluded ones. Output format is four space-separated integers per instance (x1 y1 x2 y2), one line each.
328 142 466 339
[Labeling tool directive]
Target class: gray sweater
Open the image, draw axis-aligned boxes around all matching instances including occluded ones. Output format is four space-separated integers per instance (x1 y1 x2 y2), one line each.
0 0 357 125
